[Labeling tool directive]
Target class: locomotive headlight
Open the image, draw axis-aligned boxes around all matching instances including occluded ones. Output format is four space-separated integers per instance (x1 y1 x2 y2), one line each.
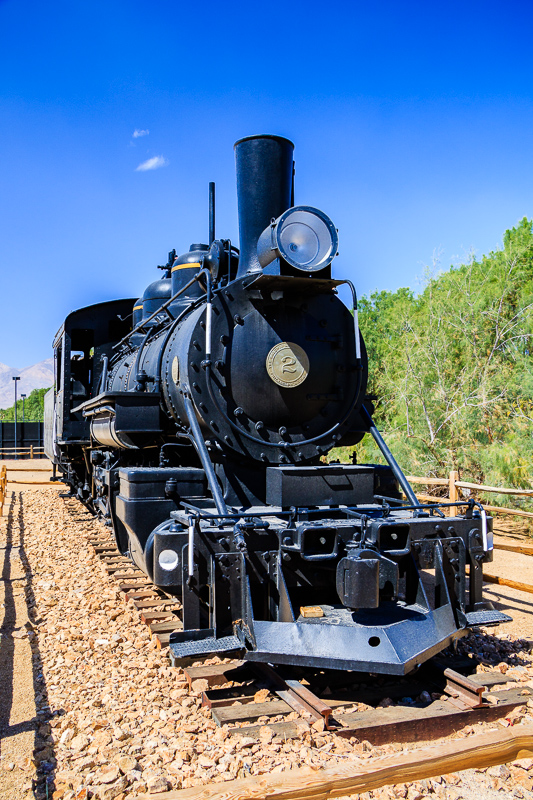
257 206 338 272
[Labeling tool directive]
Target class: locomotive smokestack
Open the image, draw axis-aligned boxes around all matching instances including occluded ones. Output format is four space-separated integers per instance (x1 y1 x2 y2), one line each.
234 134 294 278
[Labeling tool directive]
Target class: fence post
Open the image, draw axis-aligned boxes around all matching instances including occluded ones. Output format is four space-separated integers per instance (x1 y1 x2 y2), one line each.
449 470 459 515
30 444 33 459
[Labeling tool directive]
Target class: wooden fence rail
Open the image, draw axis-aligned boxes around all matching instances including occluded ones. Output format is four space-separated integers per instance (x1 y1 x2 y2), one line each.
0 446 45 458
408 475 533 496
408 471 533 518
143 725 533 800
0 465 6 516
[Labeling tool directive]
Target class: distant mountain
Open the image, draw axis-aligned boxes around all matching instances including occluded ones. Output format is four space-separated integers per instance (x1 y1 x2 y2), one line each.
0 362 14 378
0 358 54 409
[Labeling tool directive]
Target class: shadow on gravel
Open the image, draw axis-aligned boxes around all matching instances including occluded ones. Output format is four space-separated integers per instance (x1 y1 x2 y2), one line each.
0 491 57 799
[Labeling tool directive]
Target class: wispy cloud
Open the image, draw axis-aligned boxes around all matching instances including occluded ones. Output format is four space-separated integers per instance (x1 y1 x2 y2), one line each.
135 156 168 172
133 128 149 138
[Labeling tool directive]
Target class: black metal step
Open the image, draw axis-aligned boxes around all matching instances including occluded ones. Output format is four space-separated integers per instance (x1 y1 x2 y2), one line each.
169 633 244 667
465 609 512 627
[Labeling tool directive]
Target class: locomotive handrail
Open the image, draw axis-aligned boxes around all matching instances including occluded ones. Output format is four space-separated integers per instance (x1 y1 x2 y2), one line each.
338 279 361 362
177 496 485 553
81 405 116 418
133 327 156 388
112 271 204 350
112 251 232 354
179 501 394 520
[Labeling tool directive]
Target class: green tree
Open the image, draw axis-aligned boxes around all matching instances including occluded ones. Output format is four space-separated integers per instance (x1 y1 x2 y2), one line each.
0 387 48 422
334 218 533 505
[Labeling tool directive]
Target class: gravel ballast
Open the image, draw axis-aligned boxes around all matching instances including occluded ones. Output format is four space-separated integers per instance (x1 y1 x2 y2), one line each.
2 488 533 799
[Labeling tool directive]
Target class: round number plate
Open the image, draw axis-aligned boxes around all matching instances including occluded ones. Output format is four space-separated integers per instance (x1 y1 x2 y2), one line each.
266 342 309 388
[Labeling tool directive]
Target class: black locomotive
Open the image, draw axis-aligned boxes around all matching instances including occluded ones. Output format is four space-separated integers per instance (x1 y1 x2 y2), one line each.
44 135 509 673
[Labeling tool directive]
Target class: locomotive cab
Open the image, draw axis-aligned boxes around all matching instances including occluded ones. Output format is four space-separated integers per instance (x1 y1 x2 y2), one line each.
44 299 136 495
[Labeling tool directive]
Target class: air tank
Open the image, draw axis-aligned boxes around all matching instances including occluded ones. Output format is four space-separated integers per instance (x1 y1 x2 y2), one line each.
132 298 143 328
169 244 206 314
142 277 171 323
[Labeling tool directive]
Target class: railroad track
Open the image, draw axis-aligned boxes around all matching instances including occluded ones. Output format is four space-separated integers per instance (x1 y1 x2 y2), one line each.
87 530 184 647
82 524 533 748
184 658 531 744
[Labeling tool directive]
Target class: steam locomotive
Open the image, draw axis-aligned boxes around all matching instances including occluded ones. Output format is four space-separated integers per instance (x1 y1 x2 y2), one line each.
44 135 509 673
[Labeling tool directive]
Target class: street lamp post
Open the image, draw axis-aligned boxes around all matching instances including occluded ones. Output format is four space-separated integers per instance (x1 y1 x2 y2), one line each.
12 376 20 459
21 394 26 422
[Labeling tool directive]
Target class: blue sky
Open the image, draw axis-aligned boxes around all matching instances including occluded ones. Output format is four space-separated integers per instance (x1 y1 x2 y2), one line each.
1 0 533 367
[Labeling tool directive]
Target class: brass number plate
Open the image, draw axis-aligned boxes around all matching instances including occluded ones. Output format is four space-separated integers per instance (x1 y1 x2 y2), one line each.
266 342 309 388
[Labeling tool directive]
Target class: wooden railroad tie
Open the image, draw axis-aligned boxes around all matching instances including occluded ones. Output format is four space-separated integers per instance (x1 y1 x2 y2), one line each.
189 660 334 730
110 570 145 579
150 618 184 649
185 659 528 743
149 619 184 634
105 566 142 576
118 581 153 591
123 589 160 601
85 527 186 651
184 661 248 689
133 598 180 609
140 610 177 624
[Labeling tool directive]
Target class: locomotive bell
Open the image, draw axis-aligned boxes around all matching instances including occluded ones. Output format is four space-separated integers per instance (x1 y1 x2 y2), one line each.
257 206 338 272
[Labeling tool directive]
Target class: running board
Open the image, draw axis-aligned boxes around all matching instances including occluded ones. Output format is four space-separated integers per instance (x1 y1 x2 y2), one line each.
169 629 244 667
465 609 512 627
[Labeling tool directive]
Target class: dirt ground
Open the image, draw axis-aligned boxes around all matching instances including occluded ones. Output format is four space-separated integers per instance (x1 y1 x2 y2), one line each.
0 490 40 798
2 484 533 799
482 519 533 640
